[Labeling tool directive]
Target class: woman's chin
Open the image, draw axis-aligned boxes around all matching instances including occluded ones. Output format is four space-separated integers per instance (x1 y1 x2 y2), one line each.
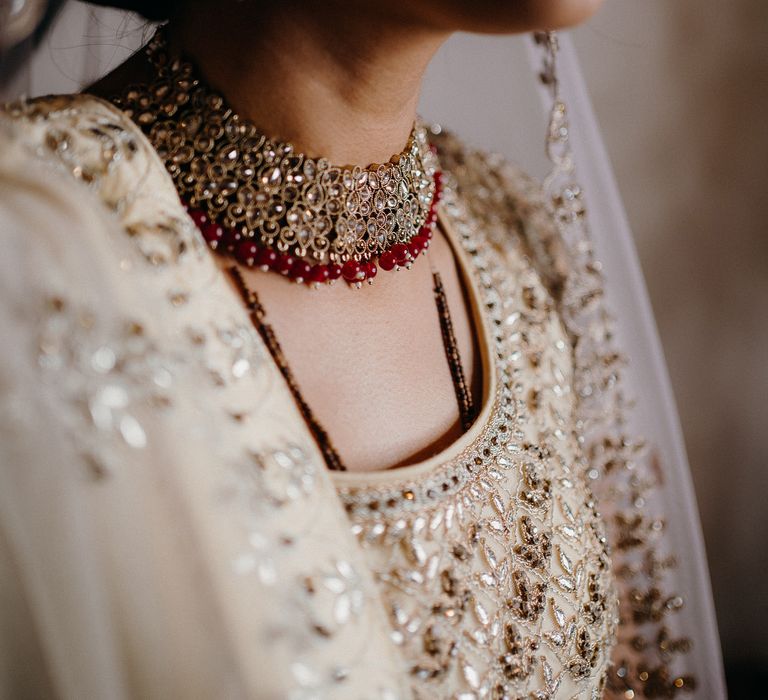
411 0 606 34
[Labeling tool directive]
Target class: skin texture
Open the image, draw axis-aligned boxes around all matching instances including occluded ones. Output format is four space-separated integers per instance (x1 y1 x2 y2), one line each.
167 0 605 165
92 0 604 471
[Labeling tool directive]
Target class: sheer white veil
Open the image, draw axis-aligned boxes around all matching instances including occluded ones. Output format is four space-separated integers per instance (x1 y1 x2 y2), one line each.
425 30 725 696
527 34 726 697
551 35 726 695
3 3 726 697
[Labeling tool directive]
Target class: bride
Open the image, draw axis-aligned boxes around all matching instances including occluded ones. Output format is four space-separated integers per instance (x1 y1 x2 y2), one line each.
0 1 725 698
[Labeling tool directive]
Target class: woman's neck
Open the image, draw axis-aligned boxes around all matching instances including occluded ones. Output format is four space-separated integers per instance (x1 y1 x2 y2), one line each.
171 3 449 166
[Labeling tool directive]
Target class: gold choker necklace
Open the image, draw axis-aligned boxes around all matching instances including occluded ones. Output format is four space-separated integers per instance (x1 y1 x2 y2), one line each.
114 29 442 287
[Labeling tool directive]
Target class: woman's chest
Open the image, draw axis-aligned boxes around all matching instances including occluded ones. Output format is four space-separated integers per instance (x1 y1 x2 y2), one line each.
212 224 480 472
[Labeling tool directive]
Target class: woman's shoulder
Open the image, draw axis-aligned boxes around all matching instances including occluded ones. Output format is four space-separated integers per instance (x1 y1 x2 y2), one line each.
432 127 569 297
431 126 546 206
1 92 149 149
0 92 205 270
1 92 175 205
2 91 133 126
3 92 148 175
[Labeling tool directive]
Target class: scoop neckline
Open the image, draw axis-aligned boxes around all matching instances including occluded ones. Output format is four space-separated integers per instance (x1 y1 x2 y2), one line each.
71 93 496 486
331 201 498 488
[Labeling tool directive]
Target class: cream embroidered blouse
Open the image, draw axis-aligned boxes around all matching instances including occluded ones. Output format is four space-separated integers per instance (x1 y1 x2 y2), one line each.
0 94 621 699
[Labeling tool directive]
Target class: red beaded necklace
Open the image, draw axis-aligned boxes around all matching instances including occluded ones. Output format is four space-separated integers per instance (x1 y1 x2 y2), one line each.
183 169 442 288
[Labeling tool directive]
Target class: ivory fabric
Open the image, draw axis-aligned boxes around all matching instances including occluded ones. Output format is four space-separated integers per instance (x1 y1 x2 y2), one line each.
0 94 708 699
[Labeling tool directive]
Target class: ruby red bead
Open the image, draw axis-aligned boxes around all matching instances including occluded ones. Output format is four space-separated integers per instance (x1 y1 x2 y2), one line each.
364 261 378 281
235 240 259 266
391 243 409 266
201 221 225 248
219 227 241 252
309 264 330 285
327 263 343 281
254 247 278 270
290 259 312 282
341 260 363 282
419 224 434 240
379 250 397 271
412 235 429 255
189 208 208 228
276 253 295 275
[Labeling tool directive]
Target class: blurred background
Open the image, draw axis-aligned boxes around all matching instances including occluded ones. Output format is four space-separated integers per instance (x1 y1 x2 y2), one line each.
574 5 768 696
431 5 768 696
2 1 766 696
432 3 768 694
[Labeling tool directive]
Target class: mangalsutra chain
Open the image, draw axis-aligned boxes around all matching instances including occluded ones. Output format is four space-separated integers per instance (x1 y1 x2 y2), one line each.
227 265 476 472
114 29 440 287
227 265 346 471
433 271 476 431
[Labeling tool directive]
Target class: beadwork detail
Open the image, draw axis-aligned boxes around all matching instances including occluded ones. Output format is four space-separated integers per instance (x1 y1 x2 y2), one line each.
433 270 476 431
35 295 175 479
